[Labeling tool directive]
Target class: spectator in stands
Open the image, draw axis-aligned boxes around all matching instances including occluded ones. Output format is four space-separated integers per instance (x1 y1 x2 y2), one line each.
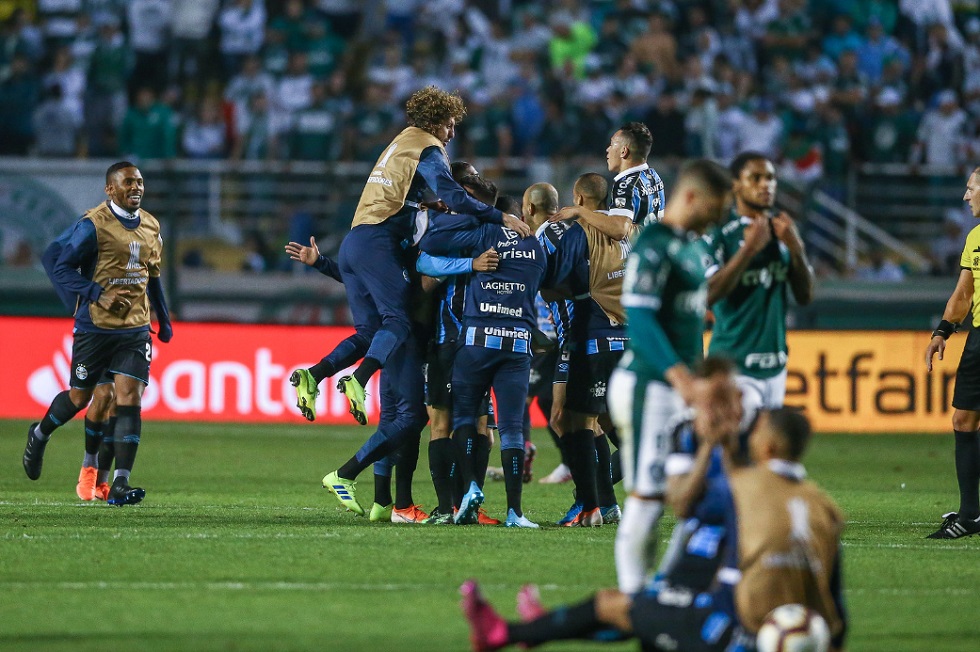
856 17 909 83
644 92 685 161
761 0 812 64
0 53 39 154
714 89 746 163
860 88 918 163
831 48 869 119
629 11 677 79
273 51 314 132
43 46 85 126
271 0 318 52
231 91 278 159
459 91 513 160
84 14 129 157
684 85 718 158
911 89 969 165
739 96 783 160
182 98 228 159
32 83 79 156
855 0 899 35
288 80 344 161
343 82 395 162
126 0 172 93
855 246 906 282
170 0 221 93
304 19 344 79
921 22 964 101
219 0 266 78
823 13 864 62
735 0 779 43
931 215 966 275
313 0 361 38
963 18 980 116
548 10 596 79
261 25 289 77
118 86 177 160
225 54 274 132
813 103 852 187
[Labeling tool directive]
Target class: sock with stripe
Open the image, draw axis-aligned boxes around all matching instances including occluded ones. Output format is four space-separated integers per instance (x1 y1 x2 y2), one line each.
98 416 116 485
113 405 142 479
954 429 980 519
83 418 104 468
429 438 457 514
38 391 83 439
501 447 525 515
595 434 617 506
473 433 491 490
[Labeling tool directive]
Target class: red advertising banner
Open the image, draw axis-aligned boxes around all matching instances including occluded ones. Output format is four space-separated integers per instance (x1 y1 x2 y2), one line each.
0 318 965 433
0 317 387 424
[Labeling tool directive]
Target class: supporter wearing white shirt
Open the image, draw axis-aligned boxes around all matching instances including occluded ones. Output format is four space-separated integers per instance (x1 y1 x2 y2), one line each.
912 90 969 166
220 0 266 75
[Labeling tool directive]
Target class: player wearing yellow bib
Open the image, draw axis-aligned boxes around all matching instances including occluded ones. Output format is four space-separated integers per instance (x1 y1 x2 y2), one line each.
925 166 980 539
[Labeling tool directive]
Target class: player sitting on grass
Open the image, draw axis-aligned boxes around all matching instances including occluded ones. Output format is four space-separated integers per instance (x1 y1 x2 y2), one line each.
460 407 847 652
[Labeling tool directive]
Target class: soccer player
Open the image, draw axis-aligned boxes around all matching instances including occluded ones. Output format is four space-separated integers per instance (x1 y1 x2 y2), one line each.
23 161 172 506
296 86 529 515
705 152 815 427
548 173 632 527
416 174 503 525
551 121 666 241
460 409 848 652
925 166 980 539
285 236 429 523
41 232 119 501
606 159 732 595
420 187 550 528
290 86 529 421
522 183 575 485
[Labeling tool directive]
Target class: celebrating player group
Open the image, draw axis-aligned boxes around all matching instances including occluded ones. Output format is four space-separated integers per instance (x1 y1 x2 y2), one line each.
27 86 852 651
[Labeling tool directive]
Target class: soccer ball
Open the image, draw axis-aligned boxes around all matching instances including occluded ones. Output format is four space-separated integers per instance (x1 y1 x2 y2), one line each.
756 604 831 652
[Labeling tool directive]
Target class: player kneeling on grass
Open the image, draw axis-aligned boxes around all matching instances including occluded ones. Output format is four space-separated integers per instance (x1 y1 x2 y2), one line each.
460 407 847 652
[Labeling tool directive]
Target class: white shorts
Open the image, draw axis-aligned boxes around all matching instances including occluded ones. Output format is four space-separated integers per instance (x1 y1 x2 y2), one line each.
608 368 687 498
736 368 787 432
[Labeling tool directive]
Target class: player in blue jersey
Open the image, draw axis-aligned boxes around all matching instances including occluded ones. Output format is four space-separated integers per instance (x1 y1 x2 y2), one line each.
417 174 503 524
551 121 666 241
420 196 547 528
522 183 576 485
41 233 120 501
286 236 432 523
548 173 631 527
23 162 172 506
295 87 530 515
460 404 848 652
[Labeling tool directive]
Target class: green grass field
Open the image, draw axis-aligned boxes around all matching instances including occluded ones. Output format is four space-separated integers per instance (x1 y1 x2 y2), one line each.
0 419 977 651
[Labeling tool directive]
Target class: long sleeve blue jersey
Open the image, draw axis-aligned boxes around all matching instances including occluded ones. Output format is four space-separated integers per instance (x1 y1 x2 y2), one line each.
420 213 548 353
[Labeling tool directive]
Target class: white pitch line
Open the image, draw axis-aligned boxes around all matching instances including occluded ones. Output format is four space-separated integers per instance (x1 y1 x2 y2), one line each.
2 531 340 541
842 542 978 551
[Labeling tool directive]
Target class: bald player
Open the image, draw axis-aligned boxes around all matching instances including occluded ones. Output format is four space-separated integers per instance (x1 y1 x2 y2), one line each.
548 173 630 526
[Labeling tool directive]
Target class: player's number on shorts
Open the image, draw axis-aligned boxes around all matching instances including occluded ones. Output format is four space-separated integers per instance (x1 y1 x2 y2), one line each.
145 343 152 362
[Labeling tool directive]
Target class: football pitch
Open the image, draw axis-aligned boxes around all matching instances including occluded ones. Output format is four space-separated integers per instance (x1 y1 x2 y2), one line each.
0 419 976 652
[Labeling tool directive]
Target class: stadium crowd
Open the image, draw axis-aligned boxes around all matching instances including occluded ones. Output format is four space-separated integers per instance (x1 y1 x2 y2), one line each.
1 0 979 176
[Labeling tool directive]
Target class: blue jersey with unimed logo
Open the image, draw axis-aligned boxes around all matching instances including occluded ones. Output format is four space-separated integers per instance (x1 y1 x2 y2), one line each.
420 214 548 354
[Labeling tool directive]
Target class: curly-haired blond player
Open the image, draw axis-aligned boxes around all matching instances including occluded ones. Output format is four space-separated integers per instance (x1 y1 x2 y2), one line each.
290 86 530 516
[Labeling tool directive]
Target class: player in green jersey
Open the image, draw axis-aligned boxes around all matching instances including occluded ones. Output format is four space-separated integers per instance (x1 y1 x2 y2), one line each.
704 152 815 428
606 159 733 595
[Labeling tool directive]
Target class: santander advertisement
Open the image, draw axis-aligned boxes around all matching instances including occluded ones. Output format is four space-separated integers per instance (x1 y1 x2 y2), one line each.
1 317 385 424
